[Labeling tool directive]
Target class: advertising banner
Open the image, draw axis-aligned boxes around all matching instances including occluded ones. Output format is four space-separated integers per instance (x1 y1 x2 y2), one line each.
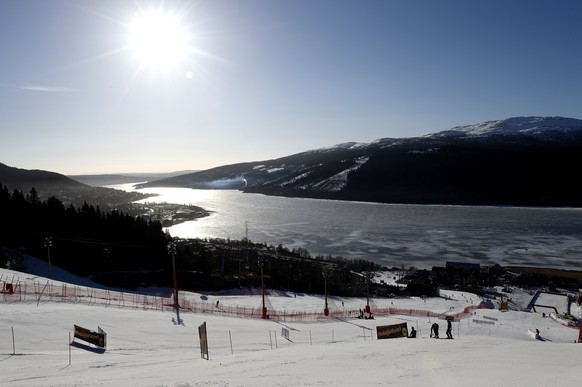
376 322 408 340
74 325 106 348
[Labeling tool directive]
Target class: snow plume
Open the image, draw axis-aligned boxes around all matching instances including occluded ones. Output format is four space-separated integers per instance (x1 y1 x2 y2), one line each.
205 176 247 189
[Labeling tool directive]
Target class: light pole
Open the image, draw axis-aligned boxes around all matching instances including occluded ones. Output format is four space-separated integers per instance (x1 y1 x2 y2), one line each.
323 269 329 316
44 237 52 280
351 270 372 315
167 241 180 323
365 272 371 314
259 256 268 319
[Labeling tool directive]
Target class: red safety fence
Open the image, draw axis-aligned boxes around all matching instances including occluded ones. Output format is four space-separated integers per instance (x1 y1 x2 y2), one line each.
1 278 482 322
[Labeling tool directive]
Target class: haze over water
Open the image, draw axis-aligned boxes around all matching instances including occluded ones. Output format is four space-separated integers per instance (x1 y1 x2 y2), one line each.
117 185 582 270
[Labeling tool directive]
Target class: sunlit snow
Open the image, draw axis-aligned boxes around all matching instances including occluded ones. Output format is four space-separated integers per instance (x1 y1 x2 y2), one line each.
2 258 581 386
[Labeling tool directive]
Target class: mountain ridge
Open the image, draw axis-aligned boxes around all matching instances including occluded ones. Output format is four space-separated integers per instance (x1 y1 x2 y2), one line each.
4 116 582 207
138 116 582 207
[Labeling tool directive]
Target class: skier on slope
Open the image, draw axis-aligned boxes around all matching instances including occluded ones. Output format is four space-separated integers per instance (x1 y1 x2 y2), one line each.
430 323 439 339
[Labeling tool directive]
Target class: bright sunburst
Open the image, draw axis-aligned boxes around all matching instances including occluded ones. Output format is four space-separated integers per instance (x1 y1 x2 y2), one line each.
127 9 191 71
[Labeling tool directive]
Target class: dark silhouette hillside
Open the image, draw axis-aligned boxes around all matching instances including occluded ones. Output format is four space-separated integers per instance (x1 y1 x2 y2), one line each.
0 162 85 191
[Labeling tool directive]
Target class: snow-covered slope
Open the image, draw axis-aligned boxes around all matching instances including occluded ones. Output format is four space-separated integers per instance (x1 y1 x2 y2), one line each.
1 267 581 386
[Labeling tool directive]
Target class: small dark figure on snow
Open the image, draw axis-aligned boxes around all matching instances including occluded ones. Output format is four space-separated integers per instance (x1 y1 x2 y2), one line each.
446 319 453 339
430 323 439 339
408 327 417 338
216 300 219 308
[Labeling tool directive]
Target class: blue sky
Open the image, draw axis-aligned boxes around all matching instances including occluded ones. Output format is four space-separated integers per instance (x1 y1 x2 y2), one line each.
1 0 581 174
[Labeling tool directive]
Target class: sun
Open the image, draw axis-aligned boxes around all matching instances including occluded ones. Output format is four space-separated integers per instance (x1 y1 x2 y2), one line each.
127 9 191 71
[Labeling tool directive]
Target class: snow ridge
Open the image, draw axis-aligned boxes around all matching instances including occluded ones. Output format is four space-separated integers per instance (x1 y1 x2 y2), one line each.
429 116 582 139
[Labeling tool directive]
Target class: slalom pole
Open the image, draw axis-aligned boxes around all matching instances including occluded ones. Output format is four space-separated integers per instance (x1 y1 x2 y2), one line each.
68 332 71 365
229 331 233 354
12 327 15 355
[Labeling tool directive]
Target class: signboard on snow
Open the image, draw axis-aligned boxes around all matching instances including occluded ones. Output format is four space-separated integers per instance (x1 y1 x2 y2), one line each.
73 325 107 349
281 327 290 341
376 322 408 340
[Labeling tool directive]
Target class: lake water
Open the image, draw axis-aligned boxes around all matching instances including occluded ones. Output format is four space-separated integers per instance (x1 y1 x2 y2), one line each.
113 184 582 270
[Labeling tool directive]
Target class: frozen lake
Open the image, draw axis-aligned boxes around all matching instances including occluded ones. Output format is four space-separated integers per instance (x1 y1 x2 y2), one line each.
113 184 582 270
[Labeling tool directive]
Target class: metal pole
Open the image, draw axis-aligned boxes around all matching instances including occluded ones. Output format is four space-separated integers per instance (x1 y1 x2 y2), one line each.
260 257 267 319
44 237 52 280
12 326 15 355
323 270 329 316
229 330 233 355
365 273 371 314
168 242 181 324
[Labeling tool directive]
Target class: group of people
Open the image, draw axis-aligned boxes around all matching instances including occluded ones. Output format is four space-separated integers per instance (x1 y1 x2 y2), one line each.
428 320 454 339
358 309 374 319
407 319 454 339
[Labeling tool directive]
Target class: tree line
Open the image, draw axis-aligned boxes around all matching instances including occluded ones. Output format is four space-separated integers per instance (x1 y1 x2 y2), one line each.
0 184 169 276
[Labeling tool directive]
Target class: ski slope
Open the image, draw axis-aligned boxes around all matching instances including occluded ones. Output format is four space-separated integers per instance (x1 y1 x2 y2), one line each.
1 266 581 387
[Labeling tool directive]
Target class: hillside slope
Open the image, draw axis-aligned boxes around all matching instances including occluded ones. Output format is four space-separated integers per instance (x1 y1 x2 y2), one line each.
139 116 582 206
0 162 86 191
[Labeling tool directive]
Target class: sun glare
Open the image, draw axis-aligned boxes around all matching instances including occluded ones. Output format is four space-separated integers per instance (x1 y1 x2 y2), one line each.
128 10 191 71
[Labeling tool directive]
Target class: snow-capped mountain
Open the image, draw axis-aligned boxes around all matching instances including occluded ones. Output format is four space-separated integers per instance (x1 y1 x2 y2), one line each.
140 116 582 206
427 116 582 140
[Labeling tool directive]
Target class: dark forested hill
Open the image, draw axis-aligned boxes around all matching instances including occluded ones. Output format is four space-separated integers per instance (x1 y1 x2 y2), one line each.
0 162 86 191
0 162 157 214
0 184 169 276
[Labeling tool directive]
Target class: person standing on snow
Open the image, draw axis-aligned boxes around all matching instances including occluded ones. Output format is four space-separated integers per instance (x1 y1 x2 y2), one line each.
446 319 453 339
430 323 439 339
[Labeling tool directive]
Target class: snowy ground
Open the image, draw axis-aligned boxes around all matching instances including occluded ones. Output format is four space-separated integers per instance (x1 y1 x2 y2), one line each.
1 266 581 387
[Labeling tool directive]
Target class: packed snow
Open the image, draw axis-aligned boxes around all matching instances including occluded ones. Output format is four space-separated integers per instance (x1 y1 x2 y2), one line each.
1 263 581 387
